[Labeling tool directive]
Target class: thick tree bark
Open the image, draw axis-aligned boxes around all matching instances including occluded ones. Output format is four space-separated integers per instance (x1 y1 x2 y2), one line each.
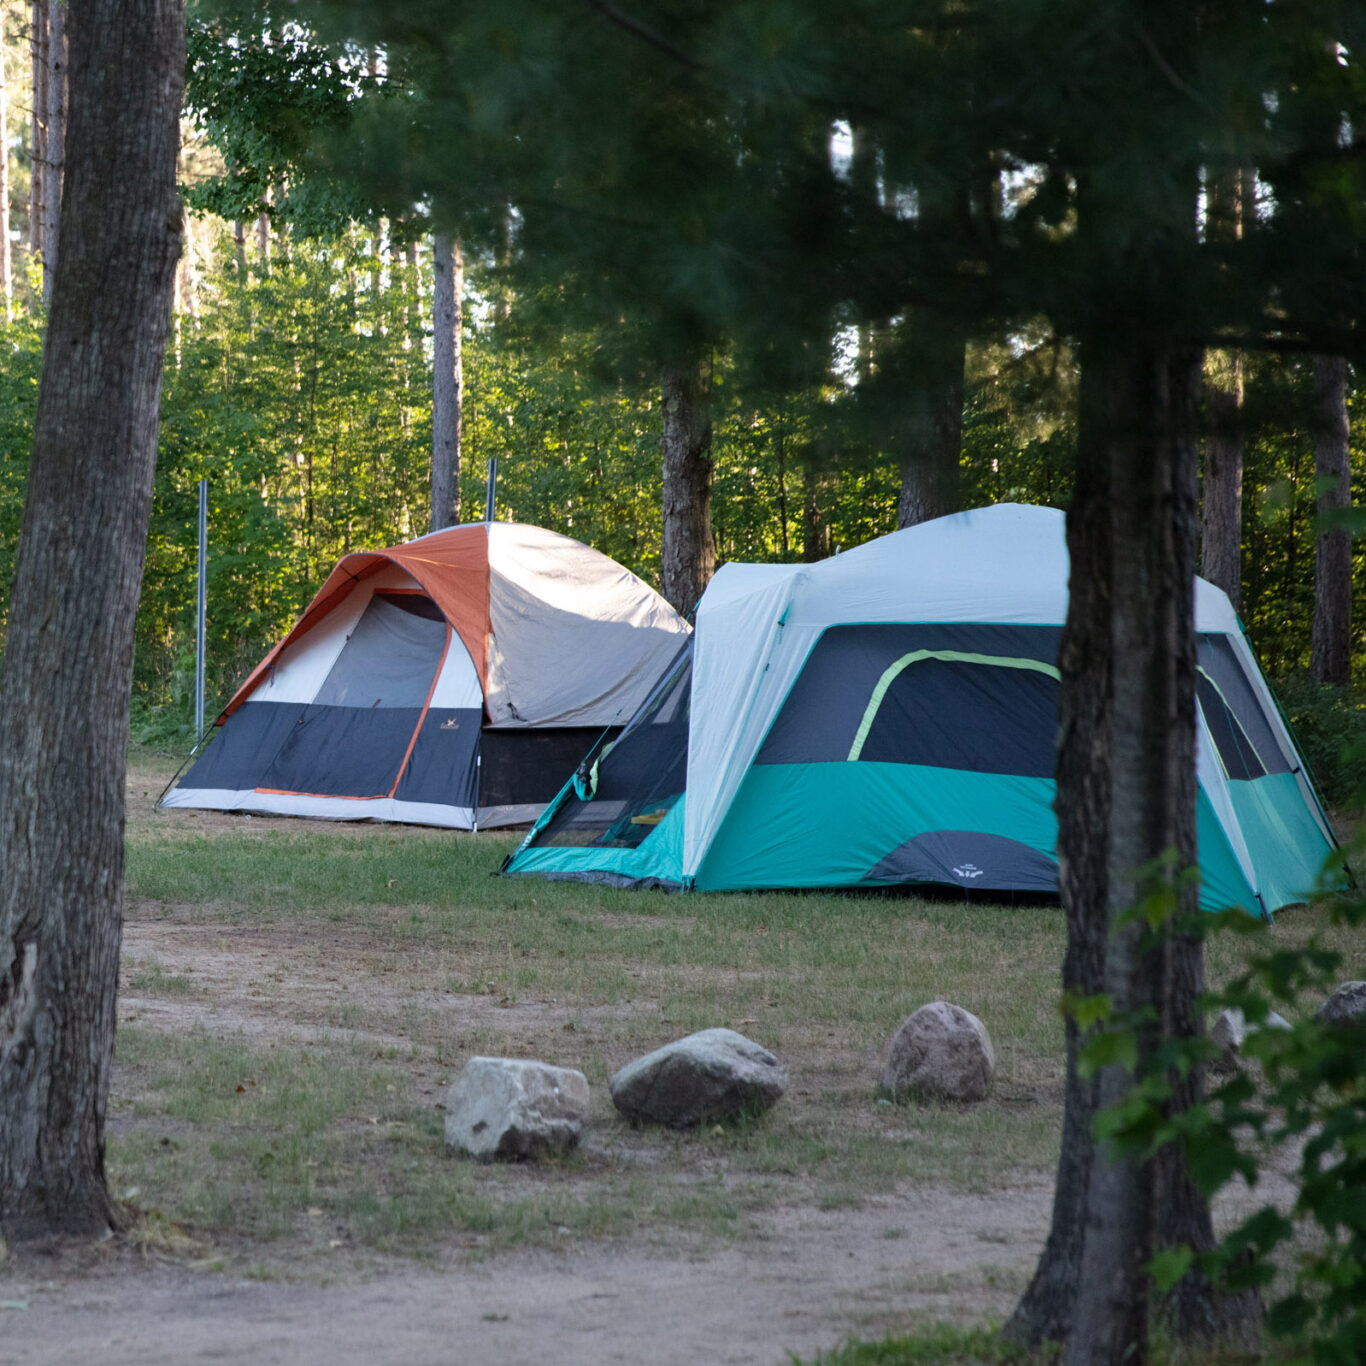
1009 344 1228 1360
660 356 715 613
1310 355 1352 686
430 232 464 531
40 0 65 308
1200 351 1244 608
0 0 183 1242
897 324 967 528
1060 345 1201 1366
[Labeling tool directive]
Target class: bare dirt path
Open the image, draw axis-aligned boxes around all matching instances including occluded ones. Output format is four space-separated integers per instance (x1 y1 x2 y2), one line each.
1 1182 1053 1366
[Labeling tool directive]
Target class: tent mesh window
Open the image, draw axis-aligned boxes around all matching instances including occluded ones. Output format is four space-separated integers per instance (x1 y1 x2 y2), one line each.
1196 634 1291 782
529 641 693 848
755 623 1064 777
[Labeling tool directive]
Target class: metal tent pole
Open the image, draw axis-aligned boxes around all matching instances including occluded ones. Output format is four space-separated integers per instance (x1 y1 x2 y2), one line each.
195 477 207 736
485 455 497 521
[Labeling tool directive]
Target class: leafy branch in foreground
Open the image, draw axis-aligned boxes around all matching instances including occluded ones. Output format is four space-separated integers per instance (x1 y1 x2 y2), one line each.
1085 839 1366 1365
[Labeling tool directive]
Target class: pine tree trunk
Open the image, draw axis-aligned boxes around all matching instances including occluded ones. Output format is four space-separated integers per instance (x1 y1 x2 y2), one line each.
660 356 715 613
1310 355 1351 686
896 324 966 528
29 0 46 266
1009 344 1225 1359
1201 351 1244 607
430 232 463 531
40 0 64 308
1 20 11 319
1059 344 1201 1366
1199 170 1245 607
0 0 183 1242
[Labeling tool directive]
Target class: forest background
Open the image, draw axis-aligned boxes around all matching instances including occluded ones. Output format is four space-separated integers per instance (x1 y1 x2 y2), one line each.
0 0 1361 801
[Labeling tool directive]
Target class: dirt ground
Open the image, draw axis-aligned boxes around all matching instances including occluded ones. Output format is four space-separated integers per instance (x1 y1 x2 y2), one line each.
0 778 1300 1365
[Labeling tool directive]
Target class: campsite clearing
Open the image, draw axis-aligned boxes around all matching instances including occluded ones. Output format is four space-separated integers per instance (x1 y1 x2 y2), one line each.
1 748 1356 1365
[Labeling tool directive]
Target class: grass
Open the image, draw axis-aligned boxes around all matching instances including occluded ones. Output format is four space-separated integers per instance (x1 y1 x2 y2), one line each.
112 745 1363 1270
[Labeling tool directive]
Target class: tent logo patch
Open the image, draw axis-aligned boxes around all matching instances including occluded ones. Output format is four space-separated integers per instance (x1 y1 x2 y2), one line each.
952 863 984 880
440 718 461 730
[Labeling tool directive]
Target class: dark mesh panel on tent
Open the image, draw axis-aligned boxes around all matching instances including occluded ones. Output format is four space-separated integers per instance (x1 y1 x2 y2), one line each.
259 594 450 797
529 641 692 848
477 727 620 808
756 623 1062 775
314 595 450 708
1196 634 1290 780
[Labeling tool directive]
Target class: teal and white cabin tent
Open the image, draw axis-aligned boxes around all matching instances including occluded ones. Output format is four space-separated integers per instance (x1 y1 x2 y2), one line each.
506 503 1337 915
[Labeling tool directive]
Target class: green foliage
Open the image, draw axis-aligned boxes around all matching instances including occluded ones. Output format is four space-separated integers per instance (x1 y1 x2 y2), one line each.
1085 854 1366 1366
0 316 46 651
799 1324 1049 1365
1272 675 1366 812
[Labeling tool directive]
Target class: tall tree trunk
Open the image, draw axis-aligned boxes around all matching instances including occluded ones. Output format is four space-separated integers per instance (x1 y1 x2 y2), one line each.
0 0 184 1242
430 232 463 531
660 356 715 613
1060 344 1201 1366
1009 344 1233 1359
897 322 967 528
1201 351 1244 607
1200 172 1246 607
1 20 11 319
29 0 46 266
40 0 65 308
1310 355 1352 685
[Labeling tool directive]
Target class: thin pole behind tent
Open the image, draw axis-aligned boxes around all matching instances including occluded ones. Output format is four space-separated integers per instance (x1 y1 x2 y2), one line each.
195 477 207 736
485 456 497 521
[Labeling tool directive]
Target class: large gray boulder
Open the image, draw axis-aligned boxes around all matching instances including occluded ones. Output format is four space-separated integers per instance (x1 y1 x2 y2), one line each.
1210 1006 1292 1076
1317 981 1366 1027
880 1001 994 1103
445 1057 590 1160
610 1028 787 1128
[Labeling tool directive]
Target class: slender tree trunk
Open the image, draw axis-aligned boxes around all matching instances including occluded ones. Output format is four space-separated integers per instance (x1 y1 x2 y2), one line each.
29 0 46 266
0 0 183 1242
1200 172 1246 607
1 21 12 320
1310 355 1352 685
897 323 967 528
430 232 463 531
1201 351 1244 607
660 355 715 613
40 0 64 308
801 452 828 562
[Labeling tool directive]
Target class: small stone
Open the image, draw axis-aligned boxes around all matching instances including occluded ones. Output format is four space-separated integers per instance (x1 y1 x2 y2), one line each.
610 1028 787 1128
444 1057 589 1161
1317 981 1366 1027
880 1001 994 1103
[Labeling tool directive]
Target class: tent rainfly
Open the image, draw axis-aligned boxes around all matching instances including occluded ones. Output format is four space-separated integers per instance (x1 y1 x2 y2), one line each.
162 522 691 829
504 504 1339 916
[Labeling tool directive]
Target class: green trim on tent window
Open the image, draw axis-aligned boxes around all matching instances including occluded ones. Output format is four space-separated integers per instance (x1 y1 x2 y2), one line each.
846 652 1062 763
1196 666 1268 778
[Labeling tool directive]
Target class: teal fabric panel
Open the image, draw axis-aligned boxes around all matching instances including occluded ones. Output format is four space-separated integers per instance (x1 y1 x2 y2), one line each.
1228 771 1337 911
505 798 685 884
1195 789 1259 915
694 762 1057 890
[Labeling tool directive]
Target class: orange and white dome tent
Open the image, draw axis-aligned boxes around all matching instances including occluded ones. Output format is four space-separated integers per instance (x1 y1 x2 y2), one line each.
162 523 691 829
